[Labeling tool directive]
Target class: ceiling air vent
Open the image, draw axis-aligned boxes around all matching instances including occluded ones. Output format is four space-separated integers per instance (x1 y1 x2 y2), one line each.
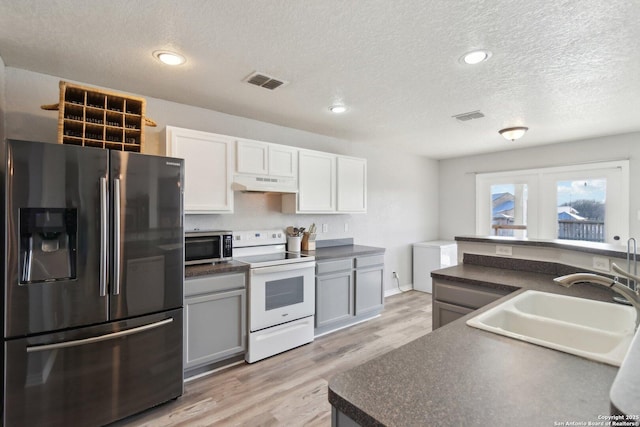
452 110 485 122
244 72 288 90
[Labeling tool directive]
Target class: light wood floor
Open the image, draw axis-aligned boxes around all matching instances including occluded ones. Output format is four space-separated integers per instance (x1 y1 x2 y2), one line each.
114 290 433 427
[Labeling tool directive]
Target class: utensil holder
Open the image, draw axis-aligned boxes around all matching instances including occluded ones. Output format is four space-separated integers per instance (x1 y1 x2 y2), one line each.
287 235 302 252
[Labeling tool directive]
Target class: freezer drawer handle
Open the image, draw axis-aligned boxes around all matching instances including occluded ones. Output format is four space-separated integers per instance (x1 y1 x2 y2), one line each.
25 318 173 353
99 177 108 297
113 178 122 295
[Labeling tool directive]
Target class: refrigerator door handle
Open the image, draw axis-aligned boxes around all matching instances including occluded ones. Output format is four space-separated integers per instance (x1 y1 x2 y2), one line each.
25 318 174 353
113 177 122 295
99 177 108 297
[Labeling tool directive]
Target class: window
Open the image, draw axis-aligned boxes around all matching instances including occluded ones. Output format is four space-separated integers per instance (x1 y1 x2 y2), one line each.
490 183 528 238
556 179 606 242
476 161 629 244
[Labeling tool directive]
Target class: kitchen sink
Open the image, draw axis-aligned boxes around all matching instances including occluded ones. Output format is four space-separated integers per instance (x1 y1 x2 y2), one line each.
466 290 637 366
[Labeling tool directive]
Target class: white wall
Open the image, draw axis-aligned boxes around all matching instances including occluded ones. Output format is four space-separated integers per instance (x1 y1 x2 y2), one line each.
4 67 440 292
438 132 640 240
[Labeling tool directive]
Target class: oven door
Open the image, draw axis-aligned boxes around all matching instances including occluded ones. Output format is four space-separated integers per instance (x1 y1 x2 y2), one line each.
249 261 315 331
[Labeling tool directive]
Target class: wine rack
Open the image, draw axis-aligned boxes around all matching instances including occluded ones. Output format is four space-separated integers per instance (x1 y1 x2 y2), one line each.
55 81 147 152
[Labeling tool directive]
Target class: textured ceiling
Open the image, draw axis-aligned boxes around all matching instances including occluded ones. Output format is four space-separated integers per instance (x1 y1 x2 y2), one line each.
0 0 639 159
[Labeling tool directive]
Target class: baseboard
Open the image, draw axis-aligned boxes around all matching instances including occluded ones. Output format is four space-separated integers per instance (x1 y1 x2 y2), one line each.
384 284 414 298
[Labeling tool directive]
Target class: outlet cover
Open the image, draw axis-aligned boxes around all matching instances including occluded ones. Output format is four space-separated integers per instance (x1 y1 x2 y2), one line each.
322 224 329 233
496 245 513 256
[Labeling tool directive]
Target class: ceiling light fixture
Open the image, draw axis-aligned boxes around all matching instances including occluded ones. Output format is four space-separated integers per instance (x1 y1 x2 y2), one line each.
461 50 492 65
153 50 186 66
329 104 348 114
499 126 529 142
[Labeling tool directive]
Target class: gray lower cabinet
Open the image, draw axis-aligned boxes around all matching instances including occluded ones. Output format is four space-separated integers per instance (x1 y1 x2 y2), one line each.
184 272 246 376
332 407 360 427
432 278 510 329
316 258 354 331
317 269 354 328
354 266 384 316
315 254 384 335
433 300 474 328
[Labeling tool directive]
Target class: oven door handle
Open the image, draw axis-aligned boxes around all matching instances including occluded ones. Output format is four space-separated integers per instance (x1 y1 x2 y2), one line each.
250 261 316 275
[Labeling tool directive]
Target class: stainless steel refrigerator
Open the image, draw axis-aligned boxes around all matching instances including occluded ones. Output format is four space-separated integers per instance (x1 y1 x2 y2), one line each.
2 140 185 426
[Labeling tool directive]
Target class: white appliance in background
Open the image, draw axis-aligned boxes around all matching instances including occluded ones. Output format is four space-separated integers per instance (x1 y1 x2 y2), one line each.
413 241 458 293
233 230 316 363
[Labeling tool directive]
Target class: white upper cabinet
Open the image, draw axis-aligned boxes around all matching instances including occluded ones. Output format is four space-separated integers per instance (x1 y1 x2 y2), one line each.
165 126 234 214
268 144 298 178
282 150 368 214
236 139 268 175
297 150 336 212
337 156 367 212
236 139 298 178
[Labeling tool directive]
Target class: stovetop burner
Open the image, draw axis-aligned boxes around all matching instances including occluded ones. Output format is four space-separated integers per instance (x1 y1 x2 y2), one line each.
232 229 315 268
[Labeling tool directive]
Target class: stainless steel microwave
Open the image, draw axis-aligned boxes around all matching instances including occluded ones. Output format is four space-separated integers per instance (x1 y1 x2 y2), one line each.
184 231 233 265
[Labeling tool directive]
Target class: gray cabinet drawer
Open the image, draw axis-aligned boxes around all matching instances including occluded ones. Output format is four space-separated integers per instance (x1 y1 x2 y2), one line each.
185 272 246 297
433 279 508 309
354 254 384 268
316 258 353 275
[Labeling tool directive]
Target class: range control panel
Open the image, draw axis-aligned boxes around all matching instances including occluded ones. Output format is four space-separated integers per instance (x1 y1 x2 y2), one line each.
233 230 286 248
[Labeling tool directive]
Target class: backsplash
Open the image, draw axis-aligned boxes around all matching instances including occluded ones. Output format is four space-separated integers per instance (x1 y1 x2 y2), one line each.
184 191 356 241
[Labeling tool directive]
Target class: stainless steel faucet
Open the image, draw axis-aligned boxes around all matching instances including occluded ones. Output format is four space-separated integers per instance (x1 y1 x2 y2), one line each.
554 264 640 329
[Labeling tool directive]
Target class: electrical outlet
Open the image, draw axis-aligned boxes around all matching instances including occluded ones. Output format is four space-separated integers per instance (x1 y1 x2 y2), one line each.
344 223 349 232
322 224 328 233
592 256 610 271
392 272 398 279
496 245 513 256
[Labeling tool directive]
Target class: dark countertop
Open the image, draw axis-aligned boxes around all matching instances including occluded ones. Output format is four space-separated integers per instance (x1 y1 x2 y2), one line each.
185 260 249 278
302 244 385 261
456 235 629 259
329 264 631 426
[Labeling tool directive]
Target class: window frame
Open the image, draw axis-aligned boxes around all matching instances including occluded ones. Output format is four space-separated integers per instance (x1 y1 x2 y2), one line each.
475 160 629 243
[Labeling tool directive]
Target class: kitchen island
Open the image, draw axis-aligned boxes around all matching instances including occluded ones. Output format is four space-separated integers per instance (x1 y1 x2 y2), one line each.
329 262 637 426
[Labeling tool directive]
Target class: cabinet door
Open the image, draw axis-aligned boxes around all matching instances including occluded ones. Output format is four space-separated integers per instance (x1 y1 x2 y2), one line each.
269 144 298 178
337 156 367 212
166 126 234 213
236 139 268 175
184 289 246 369
316 271 354 328
355 266 384 316
432 300 473 329
298 150 336 212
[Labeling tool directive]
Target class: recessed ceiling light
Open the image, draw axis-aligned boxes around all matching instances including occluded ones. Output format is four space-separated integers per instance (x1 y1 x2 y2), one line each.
460 50 492 65
153 50 186 66
329 105 348 114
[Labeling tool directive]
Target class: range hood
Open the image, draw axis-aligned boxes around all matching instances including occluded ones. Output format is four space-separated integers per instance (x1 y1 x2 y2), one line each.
231 174 298 193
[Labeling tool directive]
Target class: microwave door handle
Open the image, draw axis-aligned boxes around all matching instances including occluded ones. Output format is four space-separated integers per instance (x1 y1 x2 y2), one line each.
113 178 122 295
186 237 218 244
99 177 108 297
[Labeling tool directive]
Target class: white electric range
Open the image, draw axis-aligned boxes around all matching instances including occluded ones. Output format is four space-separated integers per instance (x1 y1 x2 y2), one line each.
233 230 316 363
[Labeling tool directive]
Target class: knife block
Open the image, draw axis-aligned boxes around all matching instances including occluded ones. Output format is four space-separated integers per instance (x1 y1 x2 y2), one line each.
301 232 316 251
